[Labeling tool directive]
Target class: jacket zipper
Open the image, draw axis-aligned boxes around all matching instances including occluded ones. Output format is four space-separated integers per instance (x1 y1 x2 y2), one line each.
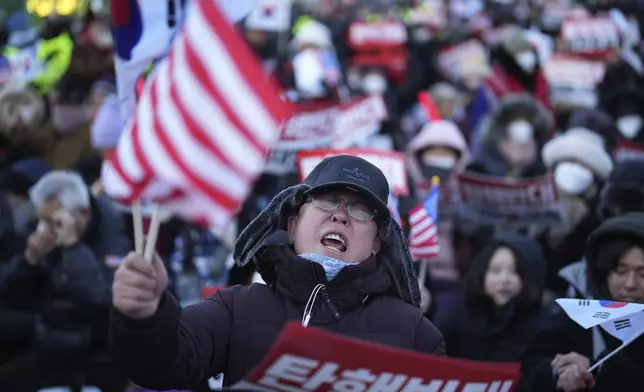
322 289 341 320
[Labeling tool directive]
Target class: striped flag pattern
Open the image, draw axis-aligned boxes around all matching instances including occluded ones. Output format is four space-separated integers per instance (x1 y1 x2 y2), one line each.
408 178 440 260
102 0 291 227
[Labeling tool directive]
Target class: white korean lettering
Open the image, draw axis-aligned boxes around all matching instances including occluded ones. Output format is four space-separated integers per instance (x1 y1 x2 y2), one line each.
330 368 379 392
461 382 488 392
302 362 340 390
400 377 444 392
367 372 408 392
440 381 460 392
258 354 318 392
499 381 513 392
484 381 502 392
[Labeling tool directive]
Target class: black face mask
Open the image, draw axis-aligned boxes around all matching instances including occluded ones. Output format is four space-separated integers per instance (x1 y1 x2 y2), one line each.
419 164 452 182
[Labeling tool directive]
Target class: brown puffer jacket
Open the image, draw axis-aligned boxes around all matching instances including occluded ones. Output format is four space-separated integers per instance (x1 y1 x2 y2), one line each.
110 246 445 391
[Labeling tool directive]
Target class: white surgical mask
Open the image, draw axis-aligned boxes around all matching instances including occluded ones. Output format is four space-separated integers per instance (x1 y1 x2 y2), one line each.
362 73 388 95
422 155 457 169
617 115 643 139
507 120 534 142
554 162 594 195
515 51 537 73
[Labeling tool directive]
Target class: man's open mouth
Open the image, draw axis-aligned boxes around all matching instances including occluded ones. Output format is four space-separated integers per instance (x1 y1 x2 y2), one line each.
321 232 347 253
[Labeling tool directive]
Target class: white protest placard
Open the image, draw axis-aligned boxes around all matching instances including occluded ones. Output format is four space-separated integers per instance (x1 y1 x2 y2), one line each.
543 53 606 109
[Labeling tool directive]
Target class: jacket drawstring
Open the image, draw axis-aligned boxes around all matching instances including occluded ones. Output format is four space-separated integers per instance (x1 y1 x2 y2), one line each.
302 283 325 327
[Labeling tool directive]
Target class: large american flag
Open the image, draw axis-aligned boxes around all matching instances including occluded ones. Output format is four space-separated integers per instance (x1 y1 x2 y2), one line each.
408 178 440 260
102 0 291 227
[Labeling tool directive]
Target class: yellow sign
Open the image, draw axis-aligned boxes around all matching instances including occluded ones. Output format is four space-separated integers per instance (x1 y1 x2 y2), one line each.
27 0 79 17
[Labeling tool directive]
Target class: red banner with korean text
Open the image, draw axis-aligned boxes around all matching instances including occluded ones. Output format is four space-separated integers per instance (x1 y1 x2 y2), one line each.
230 322 519 391
456 172 567 230
265 96 388 175
297 148 409 196
543 54 606 110
559 16 620 58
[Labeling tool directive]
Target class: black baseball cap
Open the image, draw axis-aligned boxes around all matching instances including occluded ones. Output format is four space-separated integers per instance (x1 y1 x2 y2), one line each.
303 155 390 222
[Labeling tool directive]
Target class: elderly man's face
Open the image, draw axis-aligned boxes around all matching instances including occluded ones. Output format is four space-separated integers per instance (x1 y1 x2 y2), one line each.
36 200 91 239
288 190 380 263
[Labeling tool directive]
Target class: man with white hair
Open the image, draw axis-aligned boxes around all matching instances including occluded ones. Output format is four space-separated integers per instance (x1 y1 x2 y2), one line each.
0 171 129 391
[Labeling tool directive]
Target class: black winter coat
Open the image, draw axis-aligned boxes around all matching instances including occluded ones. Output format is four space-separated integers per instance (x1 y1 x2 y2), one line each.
110 246 445 391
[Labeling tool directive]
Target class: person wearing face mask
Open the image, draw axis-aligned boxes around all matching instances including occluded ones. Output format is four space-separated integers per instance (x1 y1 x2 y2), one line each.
469 27 552 136
538 127 614 293
436 233 546 362
604 89 644 146
468 94 553 178
109 155 445 391
290 19 342 101
405 120 472 320
361 69 389 96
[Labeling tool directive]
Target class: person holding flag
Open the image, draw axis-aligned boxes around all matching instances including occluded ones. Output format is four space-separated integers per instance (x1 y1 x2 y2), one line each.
110 155 445 390
518 212 644 392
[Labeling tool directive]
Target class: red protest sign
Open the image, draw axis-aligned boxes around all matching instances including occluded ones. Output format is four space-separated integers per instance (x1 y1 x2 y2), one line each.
457 172 566 230
543 53 606 109
232 322 519 391
560 17 620 58
437 39 487 82
333 95 388 147
348 21 408 51
297 148 409 196
265 97 387 175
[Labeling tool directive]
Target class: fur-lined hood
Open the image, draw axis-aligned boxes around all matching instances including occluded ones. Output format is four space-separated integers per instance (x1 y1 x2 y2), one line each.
233 185 421 307
477 94 553 149
470 94 553 176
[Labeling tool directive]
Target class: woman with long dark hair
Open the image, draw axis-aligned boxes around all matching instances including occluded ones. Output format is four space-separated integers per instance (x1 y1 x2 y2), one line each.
436 233 547 362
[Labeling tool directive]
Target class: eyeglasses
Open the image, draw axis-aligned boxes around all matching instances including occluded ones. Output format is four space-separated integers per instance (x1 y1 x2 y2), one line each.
308 194 376 221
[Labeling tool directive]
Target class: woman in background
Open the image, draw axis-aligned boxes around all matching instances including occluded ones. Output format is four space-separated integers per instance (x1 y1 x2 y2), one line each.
436 233 546 362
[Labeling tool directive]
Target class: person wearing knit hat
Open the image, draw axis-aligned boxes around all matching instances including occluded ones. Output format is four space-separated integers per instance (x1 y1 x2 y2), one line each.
538 128 614 290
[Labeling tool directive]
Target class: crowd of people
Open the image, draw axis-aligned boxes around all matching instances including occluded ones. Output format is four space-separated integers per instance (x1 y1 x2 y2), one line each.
0 0 644 391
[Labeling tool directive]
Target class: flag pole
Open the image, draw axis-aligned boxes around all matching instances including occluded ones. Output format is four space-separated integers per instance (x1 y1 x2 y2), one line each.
589 340 631 372
132 201 144 254
143 204 162 263
418 176 440 288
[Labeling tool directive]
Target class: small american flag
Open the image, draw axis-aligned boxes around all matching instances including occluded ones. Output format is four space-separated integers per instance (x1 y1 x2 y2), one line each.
102 0 291 227
408 177 440 260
